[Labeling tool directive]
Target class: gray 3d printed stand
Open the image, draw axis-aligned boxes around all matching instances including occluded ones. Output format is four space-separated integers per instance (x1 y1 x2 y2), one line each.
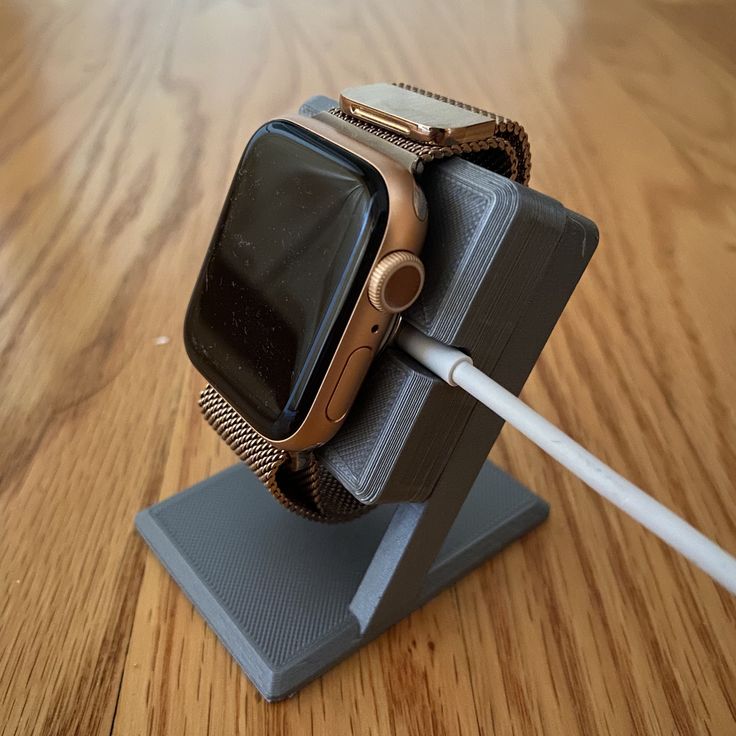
135 93 597 701
136 457 547 701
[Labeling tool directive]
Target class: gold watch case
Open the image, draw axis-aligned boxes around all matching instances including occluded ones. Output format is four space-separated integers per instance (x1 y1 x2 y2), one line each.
262 113 427 451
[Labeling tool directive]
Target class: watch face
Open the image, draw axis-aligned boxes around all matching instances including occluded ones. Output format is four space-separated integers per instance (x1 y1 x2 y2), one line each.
184 120 389 441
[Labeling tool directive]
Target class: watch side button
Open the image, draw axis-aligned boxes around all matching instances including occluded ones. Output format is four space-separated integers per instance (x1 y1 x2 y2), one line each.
326 347 373 422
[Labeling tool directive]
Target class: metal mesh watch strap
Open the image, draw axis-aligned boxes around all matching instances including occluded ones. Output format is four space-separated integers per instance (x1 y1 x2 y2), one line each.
199 385 370 522
199 84 532 523
328 83 531 184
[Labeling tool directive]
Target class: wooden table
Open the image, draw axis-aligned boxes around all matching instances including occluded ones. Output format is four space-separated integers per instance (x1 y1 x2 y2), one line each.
2 0 735 733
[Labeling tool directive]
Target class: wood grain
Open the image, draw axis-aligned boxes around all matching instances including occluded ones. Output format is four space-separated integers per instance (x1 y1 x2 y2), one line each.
1 0 735 733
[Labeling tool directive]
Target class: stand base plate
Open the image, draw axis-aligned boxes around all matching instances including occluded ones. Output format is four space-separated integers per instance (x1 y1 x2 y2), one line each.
136 461 548 701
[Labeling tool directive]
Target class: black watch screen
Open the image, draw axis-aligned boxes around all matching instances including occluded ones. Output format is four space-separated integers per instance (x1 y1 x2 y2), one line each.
184 120 389 441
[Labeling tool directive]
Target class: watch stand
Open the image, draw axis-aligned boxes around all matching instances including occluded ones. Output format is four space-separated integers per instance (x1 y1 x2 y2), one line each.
136 96 599 701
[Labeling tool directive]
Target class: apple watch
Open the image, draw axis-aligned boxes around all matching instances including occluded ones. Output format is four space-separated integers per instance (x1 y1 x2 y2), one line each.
185 83 531 521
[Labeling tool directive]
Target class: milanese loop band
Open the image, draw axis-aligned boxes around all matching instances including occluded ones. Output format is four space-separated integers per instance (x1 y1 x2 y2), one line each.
329 83 531 184
199 385 370 522
199 83 532 523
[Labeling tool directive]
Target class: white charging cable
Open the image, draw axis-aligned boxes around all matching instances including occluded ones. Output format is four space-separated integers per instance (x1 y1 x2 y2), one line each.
396 323 736 595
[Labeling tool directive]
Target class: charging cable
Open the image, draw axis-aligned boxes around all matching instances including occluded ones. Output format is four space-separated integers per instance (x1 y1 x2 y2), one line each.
396 323 736 595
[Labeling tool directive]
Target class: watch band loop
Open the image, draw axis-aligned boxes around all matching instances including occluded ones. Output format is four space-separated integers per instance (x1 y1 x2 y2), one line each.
199 385 370 522
328 83 531 184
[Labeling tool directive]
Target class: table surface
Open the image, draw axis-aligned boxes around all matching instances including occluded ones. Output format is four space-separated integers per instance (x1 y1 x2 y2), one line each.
2 0 735 734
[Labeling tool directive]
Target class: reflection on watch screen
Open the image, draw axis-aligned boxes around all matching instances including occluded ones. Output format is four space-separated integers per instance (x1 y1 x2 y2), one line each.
185 120 389 441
